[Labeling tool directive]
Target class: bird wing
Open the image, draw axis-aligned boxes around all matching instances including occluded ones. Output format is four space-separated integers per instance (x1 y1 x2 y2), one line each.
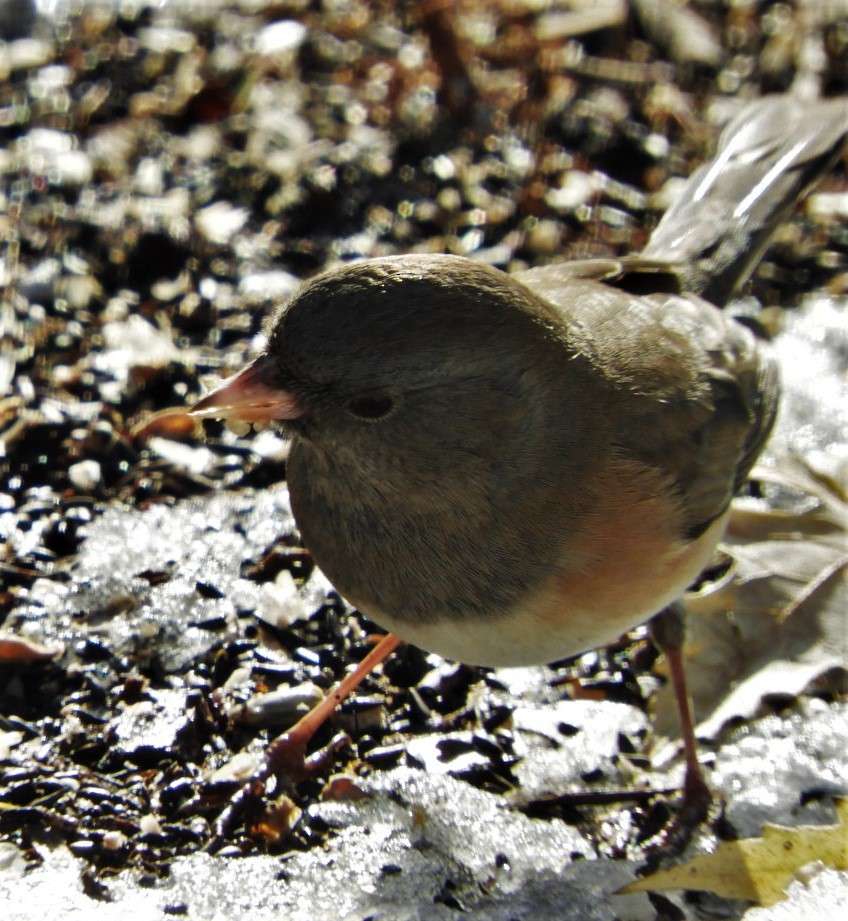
516 262 778 539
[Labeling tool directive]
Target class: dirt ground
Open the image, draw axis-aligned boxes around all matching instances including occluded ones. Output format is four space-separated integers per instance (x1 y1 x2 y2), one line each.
1 2 847 919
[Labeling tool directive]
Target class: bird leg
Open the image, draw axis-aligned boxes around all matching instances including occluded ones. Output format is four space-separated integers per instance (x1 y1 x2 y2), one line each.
648 602 713 843
264 631 403 779
206 631 402 850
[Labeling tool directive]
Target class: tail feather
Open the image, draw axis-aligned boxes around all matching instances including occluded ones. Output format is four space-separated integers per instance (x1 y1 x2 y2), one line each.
642 96 848 306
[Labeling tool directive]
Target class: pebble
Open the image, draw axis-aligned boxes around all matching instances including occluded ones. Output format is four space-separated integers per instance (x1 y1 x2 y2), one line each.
255 20 308 57
68 460 102 492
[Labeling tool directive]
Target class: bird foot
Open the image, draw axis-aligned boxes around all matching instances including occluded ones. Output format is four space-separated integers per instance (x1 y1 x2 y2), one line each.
203 634 402 851
640 765 716 857
203 729 352 852
265 728 352 783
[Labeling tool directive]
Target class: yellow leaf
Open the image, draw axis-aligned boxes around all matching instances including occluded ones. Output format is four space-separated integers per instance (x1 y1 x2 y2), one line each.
621 799 848 906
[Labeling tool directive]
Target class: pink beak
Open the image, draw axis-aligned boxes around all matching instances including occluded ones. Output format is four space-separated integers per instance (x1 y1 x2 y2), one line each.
189 354 304 423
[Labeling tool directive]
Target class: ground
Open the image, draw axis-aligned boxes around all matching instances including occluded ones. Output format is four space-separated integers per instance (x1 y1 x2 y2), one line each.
0 1 847 919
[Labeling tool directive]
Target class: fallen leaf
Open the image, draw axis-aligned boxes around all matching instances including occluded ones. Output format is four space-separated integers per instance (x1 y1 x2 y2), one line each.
130 406 200 442
251 794 302 844
0 632 62 663
621 798 848 905
652 453 848 743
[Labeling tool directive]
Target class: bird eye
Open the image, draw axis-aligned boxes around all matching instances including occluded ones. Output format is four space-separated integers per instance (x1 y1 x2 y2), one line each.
346 394 395 420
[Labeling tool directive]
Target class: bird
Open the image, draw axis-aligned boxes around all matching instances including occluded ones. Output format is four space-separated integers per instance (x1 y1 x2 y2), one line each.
190 95 847 843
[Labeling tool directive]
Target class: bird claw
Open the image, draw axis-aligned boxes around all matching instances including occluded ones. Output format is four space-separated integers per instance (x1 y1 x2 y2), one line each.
202 634 401 851
203 730 353 852
265 729 352 783
640 767 717 858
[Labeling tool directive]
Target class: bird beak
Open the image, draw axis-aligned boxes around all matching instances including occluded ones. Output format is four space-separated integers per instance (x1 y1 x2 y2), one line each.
189 353 304 422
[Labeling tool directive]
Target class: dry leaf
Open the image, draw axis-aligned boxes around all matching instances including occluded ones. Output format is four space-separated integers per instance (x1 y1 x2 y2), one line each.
251 794 302 845
652 453 848 742
621 798 848 905
130 406 200 442
0 631 61 663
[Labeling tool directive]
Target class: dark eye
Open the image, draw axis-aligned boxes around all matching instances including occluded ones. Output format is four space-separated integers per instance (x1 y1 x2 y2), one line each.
346 394 395 420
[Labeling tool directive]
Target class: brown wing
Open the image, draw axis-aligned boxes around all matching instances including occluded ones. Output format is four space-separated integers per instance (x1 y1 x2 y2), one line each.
516 263 779 539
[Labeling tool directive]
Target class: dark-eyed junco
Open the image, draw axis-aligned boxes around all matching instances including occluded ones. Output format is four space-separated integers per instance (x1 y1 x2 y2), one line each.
190 95 847 838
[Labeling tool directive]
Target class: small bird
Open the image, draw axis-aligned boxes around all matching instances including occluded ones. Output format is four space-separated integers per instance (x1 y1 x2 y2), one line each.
191 95 847 839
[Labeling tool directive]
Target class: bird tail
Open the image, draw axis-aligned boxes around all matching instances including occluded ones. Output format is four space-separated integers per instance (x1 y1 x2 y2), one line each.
641 95 848 306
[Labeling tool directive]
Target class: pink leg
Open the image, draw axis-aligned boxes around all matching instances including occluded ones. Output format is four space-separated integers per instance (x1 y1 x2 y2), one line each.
265 632 403 778
650 604 712 840
207 632 403 850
